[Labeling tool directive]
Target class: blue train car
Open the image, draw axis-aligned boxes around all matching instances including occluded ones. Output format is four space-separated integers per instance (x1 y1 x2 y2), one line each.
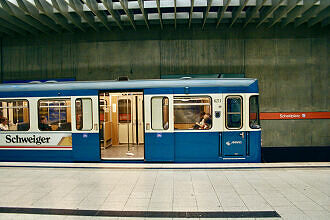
0 78 261 162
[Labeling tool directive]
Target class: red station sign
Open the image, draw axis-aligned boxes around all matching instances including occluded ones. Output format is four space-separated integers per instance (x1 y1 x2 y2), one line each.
260 112 330 120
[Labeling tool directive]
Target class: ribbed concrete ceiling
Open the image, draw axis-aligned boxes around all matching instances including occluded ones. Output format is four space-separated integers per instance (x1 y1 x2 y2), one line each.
0 0 329 36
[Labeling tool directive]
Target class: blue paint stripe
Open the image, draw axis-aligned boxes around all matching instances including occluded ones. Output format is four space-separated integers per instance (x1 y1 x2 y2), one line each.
144 87 257 95
0 90 98 98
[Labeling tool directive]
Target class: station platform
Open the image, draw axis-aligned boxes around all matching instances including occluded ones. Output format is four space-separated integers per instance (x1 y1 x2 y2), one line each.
0 162 329 219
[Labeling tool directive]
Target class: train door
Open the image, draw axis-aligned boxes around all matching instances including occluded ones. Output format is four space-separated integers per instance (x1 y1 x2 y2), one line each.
144 93 174 162
246 94 261 161
99 91 144 160
72 96 100 161
222 95 247 157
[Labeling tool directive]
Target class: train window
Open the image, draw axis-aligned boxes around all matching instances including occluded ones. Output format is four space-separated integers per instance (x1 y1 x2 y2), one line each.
249 95 260 129
174 96 212 130
151 97 169 130
0 100 29 131
38 99 71 131
226 96 242 129
76 98 93 131
118 99 131 123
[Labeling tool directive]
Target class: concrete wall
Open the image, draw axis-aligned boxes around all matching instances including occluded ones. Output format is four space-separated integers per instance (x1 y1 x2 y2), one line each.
0 25 329 147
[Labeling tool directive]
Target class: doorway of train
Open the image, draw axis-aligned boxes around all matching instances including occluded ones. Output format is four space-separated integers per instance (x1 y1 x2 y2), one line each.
99 91 144 160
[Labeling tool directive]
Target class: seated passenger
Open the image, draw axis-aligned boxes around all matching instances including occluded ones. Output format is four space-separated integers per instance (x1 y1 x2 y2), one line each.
203 113 212 129
0 117 9 131
193 112 205 129
17 122 29 131
39 116 51 131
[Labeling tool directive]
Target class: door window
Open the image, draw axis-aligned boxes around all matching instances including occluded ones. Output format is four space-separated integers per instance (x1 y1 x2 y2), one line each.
75 98 93 131
226 96 242 129
151 97 169 130
249 95 261 129
118 99 131 123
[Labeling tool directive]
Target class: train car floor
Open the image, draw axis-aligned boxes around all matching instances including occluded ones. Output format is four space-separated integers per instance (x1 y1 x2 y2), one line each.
101 144 144 160
0 162 329 219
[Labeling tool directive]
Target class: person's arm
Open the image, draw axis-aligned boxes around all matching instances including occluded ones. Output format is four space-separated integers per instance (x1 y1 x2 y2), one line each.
1 124 9 131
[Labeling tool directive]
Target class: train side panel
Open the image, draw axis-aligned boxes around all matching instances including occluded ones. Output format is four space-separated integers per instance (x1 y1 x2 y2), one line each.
0 91 99 162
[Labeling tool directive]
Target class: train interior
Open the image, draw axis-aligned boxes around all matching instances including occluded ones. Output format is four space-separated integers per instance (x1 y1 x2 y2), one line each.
99 92 144 160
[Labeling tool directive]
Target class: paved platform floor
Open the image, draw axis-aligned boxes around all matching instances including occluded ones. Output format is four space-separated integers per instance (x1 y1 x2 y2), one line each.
0 162 329 219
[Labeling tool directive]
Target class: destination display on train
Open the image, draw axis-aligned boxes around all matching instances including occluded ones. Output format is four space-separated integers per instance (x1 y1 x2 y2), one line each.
0 133 72 150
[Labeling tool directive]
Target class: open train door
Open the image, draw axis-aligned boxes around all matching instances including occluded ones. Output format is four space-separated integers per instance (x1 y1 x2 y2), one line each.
99 91 144 160
72 96 100 161
144 89 174 162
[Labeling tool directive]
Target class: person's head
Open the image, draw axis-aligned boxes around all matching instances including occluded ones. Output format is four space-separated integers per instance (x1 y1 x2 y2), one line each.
40 116 47 124
203 113 210 119
200 112 206 118
0 117 7 124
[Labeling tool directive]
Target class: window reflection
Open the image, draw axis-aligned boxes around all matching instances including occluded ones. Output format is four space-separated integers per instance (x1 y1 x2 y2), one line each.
38 99 71 131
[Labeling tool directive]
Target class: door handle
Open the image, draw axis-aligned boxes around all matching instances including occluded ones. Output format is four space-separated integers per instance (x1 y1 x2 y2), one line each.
240 132 244 139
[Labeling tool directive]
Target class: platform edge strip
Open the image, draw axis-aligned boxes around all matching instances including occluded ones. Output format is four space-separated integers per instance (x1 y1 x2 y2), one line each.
0 207 281 218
